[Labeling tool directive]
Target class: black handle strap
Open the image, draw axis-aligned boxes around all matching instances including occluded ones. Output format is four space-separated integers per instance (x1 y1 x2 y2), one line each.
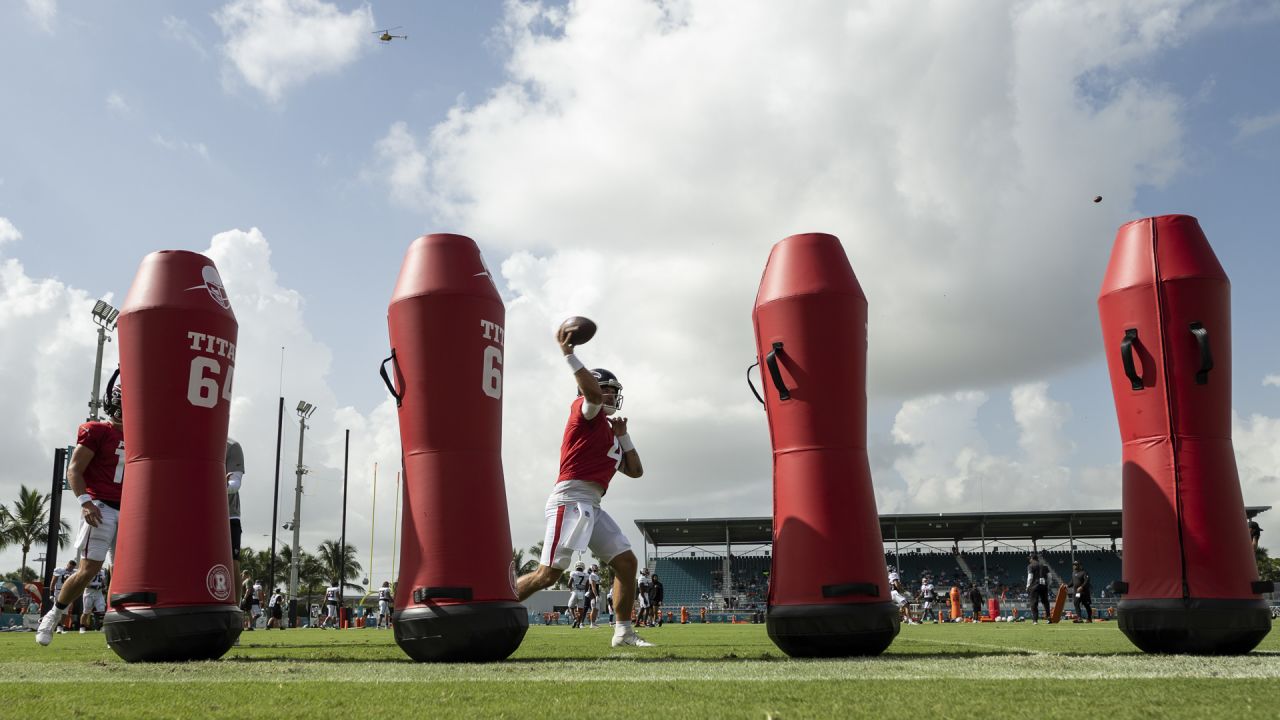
1189 322 1212 385
110 591 156 607
765 342 791 401
822 582 879 599
413 586 473 603
379 349 404 407
1120 329 1143 391
746 359 764 406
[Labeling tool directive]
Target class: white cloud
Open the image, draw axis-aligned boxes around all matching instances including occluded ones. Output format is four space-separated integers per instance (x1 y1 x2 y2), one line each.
1235 411 1280 511
106 92 130 115
25 0 56 33
1265 375 1280 388
373 0 1201 399
358 0 1272 551
164 15 209 59
152 134 211 161
213 0 374 103
1234 110 1280 141
886 385 1108 514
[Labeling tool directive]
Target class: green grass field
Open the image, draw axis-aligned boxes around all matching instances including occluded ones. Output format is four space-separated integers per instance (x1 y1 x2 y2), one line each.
3 621 1279 718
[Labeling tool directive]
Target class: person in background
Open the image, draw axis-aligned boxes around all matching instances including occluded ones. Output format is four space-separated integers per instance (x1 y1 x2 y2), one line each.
1026 554 1052 624
968 584 984 621
1069 560 1092 623
650 573 665 627
226 439 246 587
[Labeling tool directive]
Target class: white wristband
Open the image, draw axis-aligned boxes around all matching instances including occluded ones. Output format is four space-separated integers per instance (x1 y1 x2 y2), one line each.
565 354 585 372
77 494 93 505
619 434 635 453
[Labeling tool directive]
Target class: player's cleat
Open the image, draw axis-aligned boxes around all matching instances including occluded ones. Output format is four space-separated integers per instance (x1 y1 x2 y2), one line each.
36 609 63 646
80 627 87 634
589 623 600 629
611 632 655 647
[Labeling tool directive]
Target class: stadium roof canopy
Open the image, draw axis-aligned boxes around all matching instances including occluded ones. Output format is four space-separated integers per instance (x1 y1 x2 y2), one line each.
635 507 1271 548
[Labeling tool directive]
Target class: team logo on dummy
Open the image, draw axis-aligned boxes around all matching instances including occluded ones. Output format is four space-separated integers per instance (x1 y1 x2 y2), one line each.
206 564 233 601
186 265 231 309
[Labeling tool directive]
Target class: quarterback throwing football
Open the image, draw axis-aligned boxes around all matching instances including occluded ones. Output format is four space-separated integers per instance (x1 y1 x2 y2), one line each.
515 326 652 647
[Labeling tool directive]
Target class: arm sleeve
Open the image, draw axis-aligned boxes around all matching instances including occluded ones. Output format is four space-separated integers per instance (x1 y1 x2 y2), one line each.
581 400 602 420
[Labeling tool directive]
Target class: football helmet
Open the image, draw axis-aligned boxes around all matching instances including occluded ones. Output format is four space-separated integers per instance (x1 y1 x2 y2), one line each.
102 367 123 422
575 561 586 571
591 368 623 414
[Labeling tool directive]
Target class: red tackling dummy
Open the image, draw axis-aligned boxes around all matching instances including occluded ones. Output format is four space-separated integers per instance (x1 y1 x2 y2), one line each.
1099 214 1271 654
104 250 241 662
752 233 899 657
383 233 527 662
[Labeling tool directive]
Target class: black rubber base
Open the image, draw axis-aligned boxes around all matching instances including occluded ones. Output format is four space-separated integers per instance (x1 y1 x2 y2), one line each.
1118 598 1272 655
394 602 528 662
767 602 900 657
104 605 242 663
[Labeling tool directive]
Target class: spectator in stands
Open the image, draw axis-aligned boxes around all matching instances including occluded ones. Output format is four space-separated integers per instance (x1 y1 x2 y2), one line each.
1026 554 1052 624
967 584 983 620
1249 519 1262 552
1069 560 1092 623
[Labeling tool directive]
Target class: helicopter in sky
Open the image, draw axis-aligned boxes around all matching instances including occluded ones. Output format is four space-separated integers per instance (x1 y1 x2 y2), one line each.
373 26 408 43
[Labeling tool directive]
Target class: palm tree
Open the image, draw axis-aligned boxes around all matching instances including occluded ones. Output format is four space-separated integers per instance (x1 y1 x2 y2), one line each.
521 541 544 575
240 547 284 589
0 485 71 584
317 539 364 594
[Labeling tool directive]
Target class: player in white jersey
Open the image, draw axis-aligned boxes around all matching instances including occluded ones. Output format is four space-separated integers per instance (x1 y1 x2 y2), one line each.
319 584 340 628
586 565 602 629
567 561 590 628
919 576 937 623
887 566 912 623
636 568 652 627
250 580 264 628
80 569 107 633
267 589 284 629
376 581 393 629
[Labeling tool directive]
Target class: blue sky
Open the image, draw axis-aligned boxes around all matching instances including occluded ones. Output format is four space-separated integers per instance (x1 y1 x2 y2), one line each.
2 1 1278 581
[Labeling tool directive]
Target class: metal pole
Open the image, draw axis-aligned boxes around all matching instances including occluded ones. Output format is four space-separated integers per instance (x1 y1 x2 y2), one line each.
338 430 350 624
894 523 901 574
1069 518 1076 566
981 521 989 593
391 469 401 581
369 462 377 586
288 414 307 626
723 527 732 603
42 448 67 613
87 327 107 421
269 397 284 593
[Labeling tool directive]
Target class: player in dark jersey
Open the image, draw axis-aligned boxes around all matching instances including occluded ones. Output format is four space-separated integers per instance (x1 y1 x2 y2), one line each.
514 326 651 647
37 384 125 647
1069 560 1092 623
1026 554 1052 624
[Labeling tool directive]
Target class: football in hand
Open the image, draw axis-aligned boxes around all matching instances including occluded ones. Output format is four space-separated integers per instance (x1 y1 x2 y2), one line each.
559 316 597 346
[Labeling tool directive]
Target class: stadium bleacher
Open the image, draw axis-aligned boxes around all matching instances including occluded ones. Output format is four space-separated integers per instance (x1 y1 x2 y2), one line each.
652 548 1125 609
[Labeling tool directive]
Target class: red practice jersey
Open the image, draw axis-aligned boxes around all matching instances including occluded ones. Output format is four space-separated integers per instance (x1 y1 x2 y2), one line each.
76 421 125 504
557 397 623 492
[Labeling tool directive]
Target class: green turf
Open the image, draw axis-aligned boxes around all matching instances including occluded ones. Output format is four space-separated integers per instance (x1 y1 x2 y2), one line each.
2 621 1278 718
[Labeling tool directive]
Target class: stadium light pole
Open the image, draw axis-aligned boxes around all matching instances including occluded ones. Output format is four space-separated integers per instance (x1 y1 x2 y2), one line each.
87 300 119 421
288 401 316 627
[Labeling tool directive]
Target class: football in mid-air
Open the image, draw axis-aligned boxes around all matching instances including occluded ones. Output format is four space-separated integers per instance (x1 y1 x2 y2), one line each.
559 316 597 345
